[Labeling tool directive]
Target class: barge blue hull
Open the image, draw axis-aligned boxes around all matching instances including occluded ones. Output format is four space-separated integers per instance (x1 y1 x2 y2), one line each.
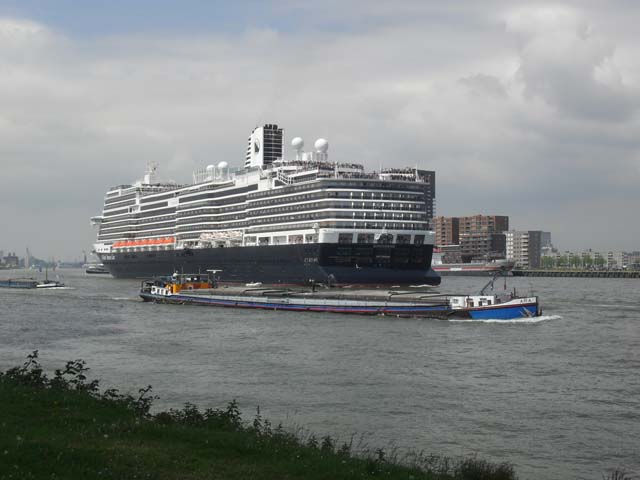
140 293 539 320
468 304 539 320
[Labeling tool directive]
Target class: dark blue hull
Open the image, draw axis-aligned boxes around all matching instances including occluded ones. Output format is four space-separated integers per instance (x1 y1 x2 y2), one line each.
100 243 440 286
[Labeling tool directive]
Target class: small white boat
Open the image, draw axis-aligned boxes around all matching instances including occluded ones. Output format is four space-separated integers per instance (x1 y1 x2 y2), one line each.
36 268 65 288
36 280 65 288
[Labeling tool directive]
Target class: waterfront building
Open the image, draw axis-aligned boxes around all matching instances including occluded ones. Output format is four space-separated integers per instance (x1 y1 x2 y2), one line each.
459 232 506 260
607 251 628 269
1 252 19 269
540 231 554 256
434 216 459 246
541 248 637 270
434 214 508 259
593 251 606 268
626 251 640 269
540 232 552 249
505 230 542 269
459 215 509 235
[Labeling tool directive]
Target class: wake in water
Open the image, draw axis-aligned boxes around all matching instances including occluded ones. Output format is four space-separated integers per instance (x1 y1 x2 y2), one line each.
449 314 562 324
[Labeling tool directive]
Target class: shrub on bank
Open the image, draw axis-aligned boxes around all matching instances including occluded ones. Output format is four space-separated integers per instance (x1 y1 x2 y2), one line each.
1 351 522 479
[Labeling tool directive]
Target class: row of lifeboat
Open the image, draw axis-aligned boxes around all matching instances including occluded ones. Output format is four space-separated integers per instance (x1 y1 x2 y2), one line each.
112 237 175 248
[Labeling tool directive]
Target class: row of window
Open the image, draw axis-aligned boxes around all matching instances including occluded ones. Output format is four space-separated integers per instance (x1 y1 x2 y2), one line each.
140 201 168 211
103 192 137 206
103 207 129 218
175 207 426 227
178 184 257 204
248 178 426 200
337 233 421 245
103 199 136 211
176 203 246 218
140 191 177 203
248 201 425 219
248 189 423 209
177 195 248 210
98 227 174 241
175 210 427 231
100 213 175 229
100 221 176 235
173 221 428 240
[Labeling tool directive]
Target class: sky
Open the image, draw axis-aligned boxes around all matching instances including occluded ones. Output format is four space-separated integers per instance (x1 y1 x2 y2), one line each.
0 1 639 260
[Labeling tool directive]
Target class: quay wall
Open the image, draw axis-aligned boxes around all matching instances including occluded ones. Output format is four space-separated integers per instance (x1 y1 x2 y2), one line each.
512 269 640 278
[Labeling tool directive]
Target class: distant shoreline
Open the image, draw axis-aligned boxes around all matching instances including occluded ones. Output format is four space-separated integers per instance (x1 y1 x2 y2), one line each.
512 269 640 278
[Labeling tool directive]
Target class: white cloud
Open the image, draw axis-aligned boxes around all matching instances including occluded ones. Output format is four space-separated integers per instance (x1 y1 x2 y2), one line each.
505 5 639 121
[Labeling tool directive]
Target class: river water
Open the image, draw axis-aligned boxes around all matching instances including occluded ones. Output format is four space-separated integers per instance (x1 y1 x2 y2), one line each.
0 269 638 479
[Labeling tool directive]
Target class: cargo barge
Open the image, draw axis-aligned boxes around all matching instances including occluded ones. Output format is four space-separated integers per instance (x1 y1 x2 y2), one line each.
139 272 540 320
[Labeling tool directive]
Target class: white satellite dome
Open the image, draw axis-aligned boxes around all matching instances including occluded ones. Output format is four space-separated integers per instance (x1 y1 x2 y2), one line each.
314 138 328 153
291 137 304 150
217 161 228 169
206 164 215 171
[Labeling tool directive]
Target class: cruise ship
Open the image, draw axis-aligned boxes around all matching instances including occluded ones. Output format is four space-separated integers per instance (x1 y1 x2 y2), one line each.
91 124 440 285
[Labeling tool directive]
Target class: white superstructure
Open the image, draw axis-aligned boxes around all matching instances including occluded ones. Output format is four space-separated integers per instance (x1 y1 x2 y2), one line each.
92 124 436 259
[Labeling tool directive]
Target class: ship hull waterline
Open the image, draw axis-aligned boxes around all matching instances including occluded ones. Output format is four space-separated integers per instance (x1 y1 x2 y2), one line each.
99 243 441 286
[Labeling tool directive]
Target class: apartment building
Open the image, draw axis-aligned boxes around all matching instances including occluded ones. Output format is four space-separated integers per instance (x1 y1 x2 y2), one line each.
505 230 542 269
434 216 460 246
434 214 508 259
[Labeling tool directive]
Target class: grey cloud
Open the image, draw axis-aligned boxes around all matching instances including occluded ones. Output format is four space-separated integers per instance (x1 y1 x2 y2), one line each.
459 74 507 98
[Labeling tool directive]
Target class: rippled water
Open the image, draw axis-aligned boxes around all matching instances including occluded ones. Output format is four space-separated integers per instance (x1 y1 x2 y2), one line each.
0 269 638 479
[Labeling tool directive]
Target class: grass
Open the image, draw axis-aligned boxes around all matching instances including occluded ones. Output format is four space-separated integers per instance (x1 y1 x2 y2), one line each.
1 351 521 480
